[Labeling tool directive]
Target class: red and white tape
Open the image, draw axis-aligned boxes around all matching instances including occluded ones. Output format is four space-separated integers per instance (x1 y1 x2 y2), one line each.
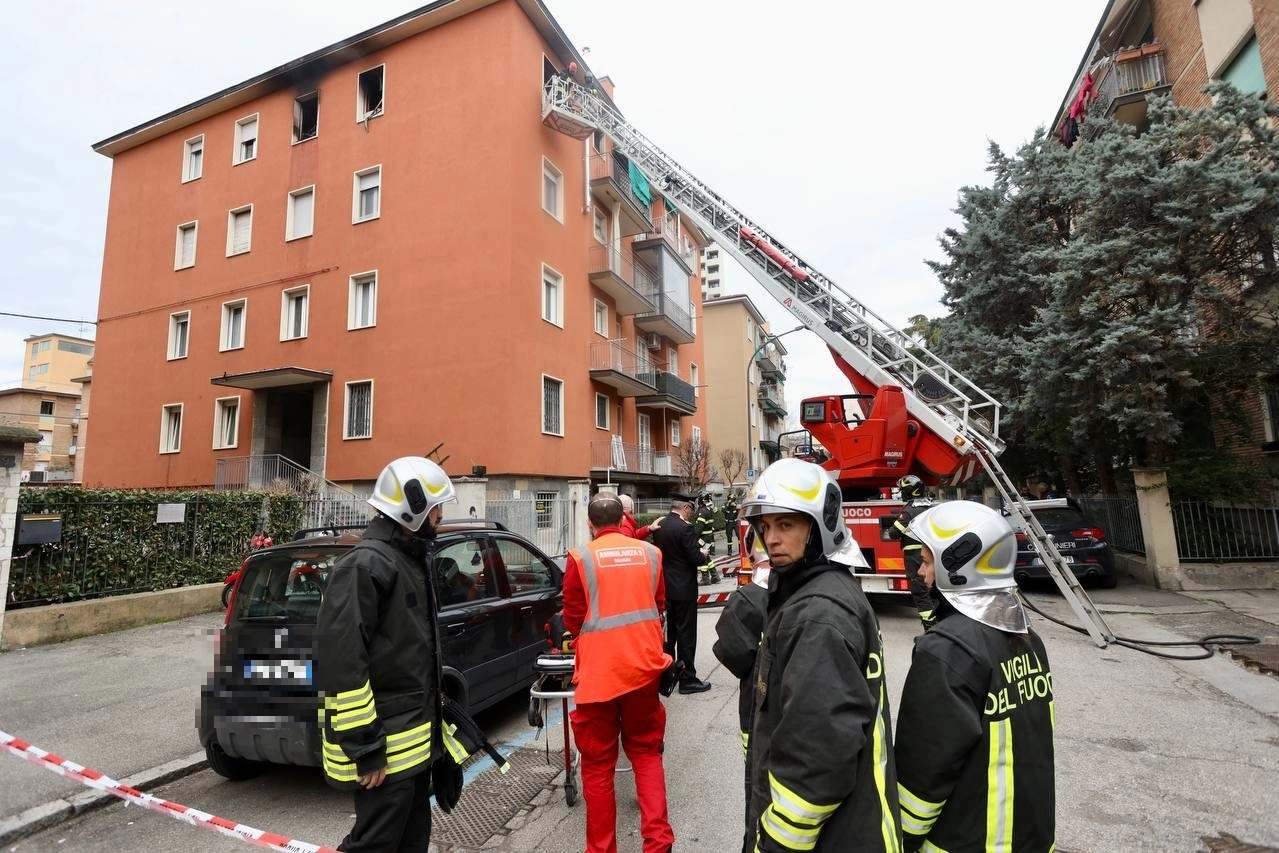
0 730 337 853
696 591 734 607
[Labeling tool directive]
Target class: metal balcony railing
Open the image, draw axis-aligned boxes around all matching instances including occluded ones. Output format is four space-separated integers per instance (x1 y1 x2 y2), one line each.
759 382 786 415
590 340 656 384
651 371 696 409
589 242 629 281
215 454 371 529
755 345 784 377
588 150 652 225
1092 45 1169 120
591 438 656 474
637 292 694 340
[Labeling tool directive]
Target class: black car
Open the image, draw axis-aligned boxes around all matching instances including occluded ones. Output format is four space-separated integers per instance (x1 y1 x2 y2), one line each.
198 520 563 779
1012 499 1117 589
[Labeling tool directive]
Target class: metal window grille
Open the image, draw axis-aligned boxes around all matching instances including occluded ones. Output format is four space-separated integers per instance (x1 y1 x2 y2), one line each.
347 382 373 438
543 377 562 434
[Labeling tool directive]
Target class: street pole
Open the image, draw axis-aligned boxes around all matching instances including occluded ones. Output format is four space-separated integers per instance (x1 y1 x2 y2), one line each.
743 326 804 486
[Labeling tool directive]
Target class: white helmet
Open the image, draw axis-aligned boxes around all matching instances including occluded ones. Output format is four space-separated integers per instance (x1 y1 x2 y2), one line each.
908 501 1027 633
368 457 456 534
741 458 861 567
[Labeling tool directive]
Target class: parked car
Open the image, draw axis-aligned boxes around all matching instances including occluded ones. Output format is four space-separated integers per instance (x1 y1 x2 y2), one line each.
199 520 564 780
1011 498 1117 589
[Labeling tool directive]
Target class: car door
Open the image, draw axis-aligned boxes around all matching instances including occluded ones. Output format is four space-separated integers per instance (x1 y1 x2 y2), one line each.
491 534 563 684
431 537 515 712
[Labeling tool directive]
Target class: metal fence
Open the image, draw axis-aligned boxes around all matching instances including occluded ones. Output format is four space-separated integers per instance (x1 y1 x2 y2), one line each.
485 498 575 558
1172 502 1279 561
1077 495 1146 554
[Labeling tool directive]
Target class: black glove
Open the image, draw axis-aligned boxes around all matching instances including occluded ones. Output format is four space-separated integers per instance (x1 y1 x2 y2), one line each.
658 660 686 697
432 753 464 813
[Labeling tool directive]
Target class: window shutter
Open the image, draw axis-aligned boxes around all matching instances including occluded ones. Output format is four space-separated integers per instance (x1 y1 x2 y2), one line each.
233 212 251 253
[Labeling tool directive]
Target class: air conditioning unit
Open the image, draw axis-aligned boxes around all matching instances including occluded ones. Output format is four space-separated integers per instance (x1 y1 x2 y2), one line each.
643 333 662 351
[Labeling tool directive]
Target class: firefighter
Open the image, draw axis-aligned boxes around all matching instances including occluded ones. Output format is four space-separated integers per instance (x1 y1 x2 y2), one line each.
696 495 719 584
896 500 1055 853
316 456 456 852
740 458 902 853
889 475 939 630
723 492 739 556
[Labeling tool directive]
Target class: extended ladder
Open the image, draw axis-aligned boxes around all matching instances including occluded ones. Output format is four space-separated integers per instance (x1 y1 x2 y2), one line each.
543 77 1116 647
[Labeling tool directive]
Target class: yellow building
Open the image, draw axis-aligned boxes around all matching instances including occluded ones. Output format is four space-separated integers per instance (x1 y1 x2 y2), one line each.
21 333 94 394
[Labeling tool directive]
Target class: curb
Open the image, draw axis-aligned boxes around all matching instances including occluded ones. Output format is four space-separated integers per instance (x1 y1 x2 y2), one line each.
0 750 208 847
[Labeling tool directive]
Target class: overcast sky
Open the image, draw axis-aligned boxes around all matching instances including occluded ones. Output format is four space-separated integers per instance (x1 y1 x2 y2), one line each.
0 0 1103 411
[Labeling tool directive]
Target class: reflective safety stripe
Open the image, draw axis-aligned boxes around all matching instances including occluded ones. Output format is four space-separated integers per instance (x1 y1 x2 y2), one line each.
442 722 471 763
901 543 923 552
767 771 839 826
1050 699 1055 732
898 783 945 837
871 679 903 853
326 681 377 731
332 701 377 732
321 721 433 783
921 842 952 853
986 718 1013 853
761 804 821 850
740 731 750 762
574 544 662 636
326 680 373 712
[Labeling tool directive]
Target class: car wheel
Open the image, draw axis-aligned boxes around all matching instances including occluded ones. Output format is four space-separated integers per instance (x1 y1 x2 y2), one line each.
204 735 265 781
221 582 235 609
1096 571 1119 590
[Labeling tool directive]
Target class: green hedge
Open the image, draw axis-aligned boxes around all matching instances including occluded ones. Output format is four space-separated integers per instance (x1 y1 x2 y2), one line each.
11 487 305 607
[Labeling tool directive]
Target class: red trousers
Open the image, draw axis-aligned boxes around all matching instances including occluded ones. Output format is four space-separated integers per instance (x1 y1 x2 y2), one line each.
569 680 675 853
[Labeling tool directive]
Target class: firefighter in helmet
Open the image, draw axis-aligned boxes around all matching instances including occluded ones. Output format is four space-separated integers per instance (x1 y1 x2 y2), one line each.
740 458 900 852
895 500 1055 852
696 495 719 584
722 491 740 556
890 474 939 630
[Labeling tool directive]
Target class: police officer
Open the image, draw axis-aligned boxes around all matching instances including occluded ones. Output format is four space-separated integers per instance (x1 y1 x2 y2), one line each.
896 501 1055 852
316 456 456 852
890 474 939 629
740 458 901 852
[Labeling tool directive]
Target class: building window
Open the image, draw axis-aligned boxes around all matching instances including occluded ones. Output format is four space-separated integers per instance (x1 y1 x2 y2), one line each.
593 300 608 337
280 286 309 340
1263 378 1279 443
690 363 699 397
226 205 253 255
667 348 678 378
542 158 563 221
58 340 92 355
671 419 681 447
287 186 314 240
233 114 258 165
175 221 197 269
345 380 373 439
168 311 190 360
39 400 54 416
542 264 563 327
354 166 381 222
595 393 609 430
293 92 319 142
593 207 607 243
183 135 203 182
536 491 558 529
349 271 378 330
160 403 183 453
692 425 702 447
221 299 246 351
592 129 605 154
27 363 48 382
214 397 240 450
357 66 385 121
37 430 52 453
542 375 563 436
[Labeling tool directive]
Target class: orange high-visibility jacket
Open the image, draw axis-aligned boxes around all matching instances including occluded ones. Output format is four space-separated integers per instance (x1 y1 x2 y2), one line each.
568 532 671 704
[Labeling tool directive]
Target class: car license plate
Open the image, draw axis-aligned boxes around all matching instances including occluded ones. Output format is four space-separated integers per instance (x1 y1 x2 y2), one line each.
1031 555 1075 566
244 660 312 682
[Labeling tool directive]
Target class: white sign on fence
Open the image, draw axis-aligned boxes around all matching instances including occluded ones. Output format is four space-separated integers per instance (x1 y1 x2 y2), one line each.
156 503 186 524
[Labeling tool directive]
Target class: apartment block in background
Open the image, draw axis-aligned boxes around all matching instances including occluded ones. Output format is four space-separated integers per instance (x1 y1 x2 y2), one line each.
21 333 94 393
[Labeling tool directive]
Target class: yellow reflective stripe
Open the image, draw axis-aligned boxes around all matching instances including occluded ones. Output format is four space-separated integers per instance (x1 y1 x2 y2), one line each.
901 543 922 552
921 842 952 853
331 701 377 731
898 784 944 819
442 723 471 763
987 718 1013 853
740 731 750 762
767 772 838 826
386 721 431 751
871 681 902 853
1050 699 1055 732
385 740 431 775
762 806 820 851
325 681 373 711
321 735 358 782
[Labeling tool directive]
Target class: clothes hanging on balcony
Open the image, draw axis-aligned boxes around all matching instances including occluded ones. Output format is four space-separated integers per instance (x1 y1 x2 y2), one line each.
628 161 652 206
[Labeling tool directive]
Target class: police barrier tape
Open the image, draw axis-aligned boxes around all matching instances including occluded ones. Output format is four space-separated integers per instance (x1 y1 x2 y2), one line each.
0 730 338 853
696 591 734 607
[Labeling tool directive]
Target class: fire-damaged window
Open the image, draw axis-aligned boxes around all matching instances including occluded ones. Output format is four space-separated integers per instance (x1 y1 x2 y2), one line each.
357 66 384 121
293 92 318 143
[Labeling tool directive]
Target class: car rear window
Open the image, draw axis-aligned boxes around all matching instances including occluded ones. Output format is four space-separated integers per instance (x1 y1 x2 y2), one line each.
1032 508 1088 529
231 549 342 622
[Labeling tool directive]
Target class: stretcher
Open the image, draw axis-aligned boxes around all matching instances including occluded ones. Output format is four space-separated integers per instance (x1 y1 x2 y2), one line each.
528 652 581 806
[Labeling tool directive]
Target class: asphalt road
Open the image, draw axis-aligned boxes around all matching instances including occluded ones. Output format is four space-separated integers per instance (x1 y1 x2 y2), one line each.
4 581 1278 852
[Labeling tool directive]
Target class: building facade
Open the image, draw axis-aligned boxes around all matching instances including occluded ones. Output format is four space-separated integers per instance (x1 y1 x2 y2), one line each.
1053 0 1279 483
700 245 725 301
21 333 94 393
0 388 81 481
700 295 789 490
86 0 708 501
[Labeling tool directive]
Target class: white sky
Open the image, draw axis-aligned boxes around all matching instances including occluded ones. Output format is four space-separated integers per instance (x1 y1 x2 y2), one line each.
0 0 1103 413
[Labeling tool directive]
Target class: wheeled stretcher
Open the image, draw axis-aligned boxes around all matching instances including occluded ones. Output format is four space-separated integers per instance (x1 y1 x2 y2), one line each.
528 652 580 806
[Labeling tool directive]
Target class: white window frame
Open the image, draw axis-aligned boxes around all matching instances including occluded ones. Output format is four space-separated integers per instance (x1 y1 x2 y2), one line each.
541 263 563 328
671 419 681 447
667 348 679 378
353 166 382 223
213 396 240 450
167 311 190 360
292 91 319 143
286 186 315 240
593 299 608 337
691 363 700 397
233 113 259 165
692 425 702 447
226 205 253 256
542 157 563 222
542 375 564 436
220 299 247 352
356 65 385 122
344 380 374 439
182 134 204 182
595 392 610 430
348 270 378 330
593 207 607 243
280 285 309 341
160 403 183 454
175 221 197 269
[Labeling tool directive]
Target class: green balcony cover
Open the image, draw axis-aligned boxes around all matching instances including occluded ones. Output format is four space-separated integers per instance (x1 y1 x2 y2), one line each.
628 161 652 206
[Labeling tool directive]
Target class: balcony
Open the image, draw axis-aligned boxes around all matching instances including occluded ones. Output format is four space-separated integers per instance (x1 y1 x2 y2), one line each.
589 340 657 397
755 345 785 378
589 151 652 237
590 438 655 474
759 382 787 417
588 243 657 316
1089 44 1171 135
636 370 697 415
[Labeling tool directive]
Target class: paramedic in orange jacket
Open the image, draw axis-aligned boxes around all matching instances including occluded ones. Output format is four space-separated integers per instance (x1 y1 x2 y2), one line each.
562 493 676 853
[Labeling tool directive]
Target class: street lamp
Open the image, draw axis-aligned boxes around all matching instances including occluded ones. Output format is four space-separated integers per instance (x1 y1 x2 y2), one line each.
743 326 804 487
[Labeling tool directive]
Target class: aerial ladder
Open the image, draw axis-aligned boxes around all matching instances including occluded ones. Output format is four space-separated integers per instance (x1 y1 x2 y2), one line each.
543 76 1115 647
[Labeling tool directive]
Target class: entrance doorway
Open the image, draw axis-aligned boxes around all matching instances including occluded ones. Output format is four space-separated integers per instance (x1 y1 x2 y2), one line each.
264 388 314 470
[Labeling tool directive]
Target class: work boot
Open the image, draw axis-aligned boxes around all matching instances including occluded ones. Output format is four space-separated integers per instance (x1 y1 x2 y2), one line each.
678 678 711 694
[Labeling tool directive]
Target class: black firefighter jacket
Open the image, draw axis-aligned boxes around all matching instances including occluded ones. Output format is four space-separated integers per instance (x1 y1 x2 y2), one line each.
316 516 440 789
748 562 902 853
895 604 1055 852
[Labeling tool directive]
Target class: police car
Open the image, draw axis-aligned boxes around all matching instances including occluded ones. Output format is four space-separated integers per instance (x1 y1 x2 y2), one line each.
1011 499 1118 589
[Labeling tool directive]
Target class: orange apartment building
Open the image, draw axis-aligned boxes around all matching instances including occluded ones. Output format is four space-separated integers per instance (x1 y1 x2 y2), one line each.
1052 0 1279 484
86 0 709 501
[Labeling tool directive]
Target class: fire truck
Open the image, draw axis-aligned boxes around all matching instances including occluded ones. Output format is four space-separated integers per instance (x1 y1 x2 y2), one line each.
541 74 1115 643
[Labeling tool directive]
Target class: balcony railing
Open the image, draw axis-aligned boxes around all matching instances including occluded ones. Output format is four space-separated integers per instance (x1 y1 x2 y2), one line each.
636 370 697 415
1089 44 1170 132
759 382 787 416
591 438 656 474
755 346 784 377
589 340 657 396
589 151 652 236
635 291 695 344
588 243 656 315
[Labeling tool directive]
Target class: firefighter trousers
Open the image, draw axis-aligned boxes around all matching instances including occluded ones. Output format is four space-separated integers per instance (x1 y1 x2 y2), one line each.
339 768 432 853
570 680 675 853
